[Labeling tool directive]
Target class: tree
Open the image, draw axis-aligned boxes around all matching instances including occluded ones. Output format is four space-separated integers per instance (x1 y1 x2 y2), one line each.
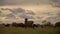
55 22 60 27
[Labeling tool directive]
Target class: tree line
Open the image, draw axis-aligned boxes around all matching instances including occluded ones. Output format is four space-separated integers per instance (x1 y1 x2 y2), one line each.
0 21 60 28
0 18 60 28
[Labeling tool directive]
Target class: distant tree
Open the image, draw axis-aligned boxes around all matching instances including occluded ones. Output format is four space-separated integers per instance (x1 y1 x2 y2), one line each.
55 22 60 27
42 20 53 27
42 20 47 28
12 22 18 27
45 22 54 27
33 24 38 27
2 23 5 26
12 22 25 27
5 24 10 27
46 22 51 26
18 23 25 27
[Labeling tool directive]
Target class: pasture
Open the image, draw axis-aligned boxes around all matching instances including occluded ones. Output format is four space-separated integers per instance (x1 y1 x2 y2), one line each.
0 26 60 34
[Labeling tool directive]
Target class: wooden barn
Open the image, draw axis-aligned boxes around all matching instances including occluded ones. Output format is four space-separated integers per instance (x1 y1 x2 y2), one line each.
24 18 34 27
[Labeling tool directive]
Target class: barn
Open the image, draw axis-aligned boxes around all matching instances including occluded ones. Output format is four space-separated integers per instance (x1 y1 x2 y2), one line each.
24 18 34 27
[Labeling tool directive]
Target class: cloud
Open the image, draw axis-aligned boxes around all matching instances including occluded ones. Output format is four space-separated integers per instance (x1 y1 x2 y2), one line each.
0 11 2 14
6 8 35 19
0 8 35 20
6 14 16 19
0 7 60 24
50 0 60 7
46 16 60 24
0 0 51 6
57 11 60 16
1 8 12 10
43 11 60 23
26 10 35 15
0 0 4 5
0 11 2 16
4 8 25 19
19 14 34 19
0 10 5 17
1 0 60 8
9 8 26 14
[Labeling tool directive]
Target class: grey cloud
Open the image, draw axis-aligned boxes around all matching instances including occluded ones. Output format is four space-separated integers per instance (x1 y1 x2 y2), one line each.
0 11 2 16
6 14 16 19
9 8 25 14
0 11 5 17
1 8 12 10
14 8 25 13
10 8 35 19
19 14 34 19
0 0 4 5
42 12 54 16
46 11 60 23
0 11 2 13
0 8 35 19
26 10 35 15
0 8 26 14
50 0 60 7
0 0 50 6
57 11 60 16
7 8 36 16
46 17 57 23
46 16 60 23
2 0 60 7
36 16 43 19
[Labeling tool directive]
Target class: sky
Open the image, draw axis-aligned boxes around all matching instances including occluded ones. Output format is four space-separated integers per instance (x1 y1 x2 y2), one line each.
0 0 60 24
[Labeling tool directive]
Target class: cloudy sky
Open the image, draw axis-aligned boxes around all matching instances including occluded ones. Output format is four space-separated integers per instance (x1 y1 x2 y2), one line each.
0 0 60 24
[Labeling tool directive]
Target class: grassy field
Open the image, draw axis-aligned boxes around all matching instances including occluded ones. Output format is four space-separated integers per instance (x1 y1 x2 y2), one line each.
0 26 60 34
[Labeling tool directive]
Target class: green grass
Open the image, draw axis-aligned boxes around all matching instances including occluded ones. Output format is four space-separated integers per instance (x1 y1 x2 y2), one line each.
0 26 60 34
